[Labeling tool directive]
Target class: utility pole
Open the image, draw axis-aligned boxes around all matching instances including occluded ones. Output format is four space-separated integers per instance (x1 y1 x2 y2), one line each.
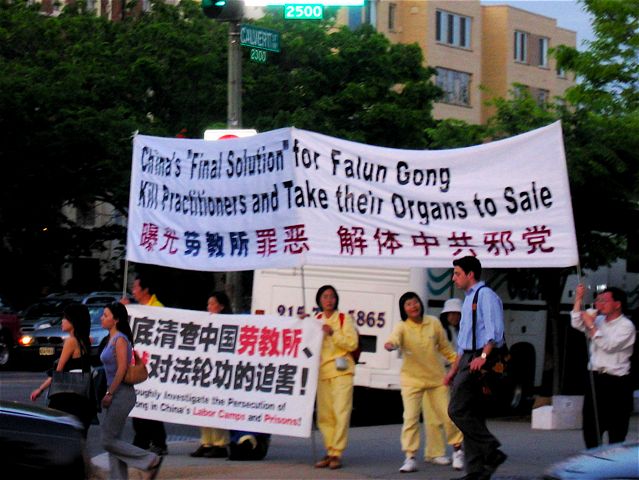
228 20 242 128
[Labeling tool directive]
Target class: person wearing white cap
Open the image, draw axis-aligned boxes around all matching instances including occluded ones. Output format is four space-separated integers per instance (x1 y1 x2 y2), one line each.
441 298 463 351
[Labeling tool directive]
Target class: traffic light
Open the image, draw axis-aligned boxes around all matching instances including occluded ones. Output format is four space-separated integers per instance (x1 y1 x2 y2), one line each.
201 0 243 21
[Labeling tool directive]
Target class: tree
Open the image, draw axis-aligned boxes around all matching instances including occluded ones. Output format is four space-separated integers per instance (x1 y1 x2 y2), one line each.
0 2 443 306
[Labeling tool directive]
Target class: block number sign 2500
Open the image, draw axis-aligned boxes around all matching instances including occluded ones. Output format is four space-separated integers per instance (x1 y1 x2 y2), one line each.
284 4 323 20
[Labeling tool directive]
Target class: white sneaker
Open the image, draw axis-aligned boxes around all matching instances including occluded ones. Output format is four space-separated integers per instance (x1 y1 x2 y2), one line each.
399 457 418 473
452 449 465 470
427 456 451 465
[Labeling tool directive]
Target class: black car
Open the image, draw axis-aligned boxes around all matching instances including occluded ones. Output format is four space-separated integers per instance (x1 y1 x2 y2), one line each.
0 400 87 477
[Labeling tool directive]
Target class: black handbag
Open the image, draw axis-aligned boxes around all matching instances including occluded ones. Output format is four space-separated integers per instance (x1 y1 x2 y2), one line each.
48 370 93 400
471 286 511 397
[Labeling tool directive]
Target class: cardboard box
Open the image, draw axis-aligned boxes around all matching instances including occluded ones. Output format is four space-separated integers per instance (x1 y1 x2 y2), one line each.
531 395 583 430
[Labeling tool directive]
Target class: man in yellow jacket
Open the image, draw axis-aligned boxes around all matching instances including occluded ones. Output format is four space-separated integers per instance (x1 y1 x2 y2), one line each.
313 285 358 470
385 291 464 473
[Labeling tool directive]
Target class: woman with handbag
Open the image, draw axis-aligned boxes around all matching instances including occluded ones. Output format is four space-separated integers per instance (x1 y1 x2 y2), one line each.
30 303 95 437
99 302 162 480
313 285 358 470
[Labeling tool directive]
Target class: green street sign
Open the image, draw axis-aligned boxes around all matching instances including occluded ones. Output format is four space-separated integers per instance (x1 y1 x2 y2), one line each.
249 48 268 63
240 24 281 53
285 4 324 20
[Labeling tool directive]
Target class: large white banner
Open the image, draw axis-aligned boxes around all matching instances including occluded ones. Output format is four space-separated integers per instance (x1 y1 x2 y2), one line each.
127 122 578 270
126 305 322 437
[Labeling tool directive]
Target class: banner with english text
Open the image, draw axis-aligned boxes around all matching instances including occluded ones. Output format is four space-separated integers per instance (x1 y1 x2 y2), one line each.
126 122 578 269
126 305 322 438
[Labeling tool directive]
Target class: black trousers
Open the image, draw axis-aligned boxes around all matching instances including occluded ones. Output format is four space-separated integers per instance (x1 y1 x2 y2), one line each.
448 353 501 475
583 371 633 448
132 418 167 449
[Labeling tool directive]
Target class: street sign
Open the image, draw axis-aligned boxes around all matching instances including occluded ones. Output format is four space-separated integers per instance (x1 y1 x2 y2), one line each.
240 24 281 53
284 4 324 20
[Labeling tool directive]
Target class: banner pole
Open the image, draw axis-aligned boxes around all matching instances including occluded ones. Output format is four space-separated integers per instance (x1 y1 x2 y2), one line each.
300 266 319 462
122 259 129 299
576 263 601 445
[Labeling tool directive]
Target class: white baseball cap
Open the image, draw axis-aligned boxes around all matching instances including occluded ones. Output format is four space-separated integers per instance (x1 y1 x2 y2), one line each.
441 298 462 314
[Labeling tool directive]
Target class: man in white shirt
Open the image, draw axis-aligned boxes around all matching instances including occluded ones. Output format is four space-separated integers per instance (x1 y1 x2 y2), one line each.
571 284 636 448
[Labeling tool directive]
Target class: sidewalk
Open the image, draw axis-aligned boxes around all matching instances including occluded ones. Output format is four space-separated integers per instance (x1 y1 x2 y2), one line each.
90 415 639 480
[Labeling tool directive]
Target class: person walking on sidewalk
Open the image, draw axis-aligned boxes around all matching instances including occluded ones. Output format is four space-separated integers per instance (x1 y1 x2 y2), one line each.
122 275 168 457
100 302 163 480
313 285 359 470
190 291 232 459
571 283 636 448
445 256 507 480
385 292 464 473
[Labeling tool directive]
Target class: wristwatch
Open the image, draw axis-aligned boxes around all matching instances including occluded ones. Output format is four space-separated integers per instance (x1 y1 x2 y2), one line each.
480 352 488 359
105 390 112 396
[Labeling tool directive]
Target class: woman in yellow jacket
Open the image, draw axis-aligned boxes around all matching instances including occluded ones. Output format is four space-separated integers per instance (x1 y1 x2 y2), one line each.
384 291 464 473
313 285 358 470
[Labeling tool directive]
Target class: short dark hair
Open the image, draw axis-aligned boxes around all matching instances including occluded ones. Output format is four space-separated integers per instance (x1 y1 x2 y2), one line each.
398 291 424 321
316 285 339 310
210 291 233 314
135 275 155 295
453 255 482 280
603 286 628 313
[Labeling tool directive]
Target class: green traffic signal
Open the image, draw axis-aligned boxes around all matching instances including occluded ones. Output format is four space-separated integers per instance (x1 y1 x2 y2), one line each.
201 0 242 20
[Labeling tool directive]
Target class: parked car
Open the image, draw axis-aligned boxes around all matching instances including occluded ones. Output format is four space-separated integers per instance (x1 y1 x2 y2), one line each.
544 441 639 479
17 305 109 368
0 400 87 476
0 312 20 369
19 294 84 334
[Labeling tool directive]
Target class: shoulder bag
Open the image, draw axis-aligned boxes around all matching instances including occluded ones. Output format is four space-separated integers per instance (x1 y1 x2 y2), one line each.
472 286 511 397
48 344 94 401
124 350 149 385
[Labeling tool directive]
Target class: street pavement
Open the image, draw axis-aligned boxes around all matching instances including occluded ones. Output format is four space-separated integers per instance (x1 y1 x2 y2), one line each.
90 414 639 479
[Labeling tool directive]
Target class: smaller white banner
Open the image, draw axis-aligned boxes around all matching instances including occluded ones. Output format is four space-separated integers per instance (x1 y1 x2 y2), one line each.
126 305 322 438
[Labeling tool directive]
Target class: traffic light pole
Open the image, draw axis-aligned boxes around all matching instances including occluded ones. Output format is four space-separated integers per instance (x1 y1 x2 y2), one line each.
228 20 242 128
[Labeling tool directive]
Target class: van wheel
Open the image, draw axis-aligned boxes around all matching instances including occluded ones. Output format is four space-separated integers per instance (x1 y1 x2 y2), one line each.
507 345 535 414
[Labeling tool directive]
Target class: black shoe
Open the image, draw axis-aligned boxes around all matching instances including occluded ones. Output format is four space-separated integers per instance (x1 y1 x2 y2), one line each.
484 449 507 474
203 446 228 458
190 445 214 457
149 444 168 456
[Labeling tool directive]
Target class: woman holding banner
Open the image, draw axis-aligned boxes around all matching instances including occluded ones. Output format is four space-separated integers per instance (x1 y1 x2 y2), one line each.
190 291 232 458
313 285 358 470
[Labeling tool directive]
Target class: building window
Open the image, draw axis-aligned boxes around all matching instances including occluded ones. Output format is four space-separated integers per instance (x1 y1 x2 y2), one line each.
436 10 471 48
348 7 362 29
536 88 550 105
388 3 396 31
538 37 549 67
514 31 528 63
556 65 566 78
436 67 471 106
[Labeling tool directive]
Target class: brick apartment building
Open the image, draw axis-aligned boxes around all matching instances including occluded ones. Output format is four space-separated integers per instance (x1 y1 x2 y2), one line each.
339 0 576 124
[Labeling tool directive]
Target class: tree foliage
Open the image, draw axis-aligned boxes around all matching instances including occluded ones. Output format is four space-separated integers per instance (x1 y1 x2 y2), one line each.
0 1 441 305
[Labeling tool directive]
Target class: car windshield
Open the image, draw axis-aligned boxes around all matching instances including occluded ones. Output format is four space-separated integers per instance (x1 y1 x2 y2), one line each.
23 299 73 320
88 306 105 326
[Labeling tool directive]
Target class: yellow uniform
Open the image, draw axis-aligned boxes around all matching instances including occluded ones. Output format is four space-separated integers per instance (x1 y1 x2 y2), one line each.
386 315 462 460
316 311 358 458
146 294 163 307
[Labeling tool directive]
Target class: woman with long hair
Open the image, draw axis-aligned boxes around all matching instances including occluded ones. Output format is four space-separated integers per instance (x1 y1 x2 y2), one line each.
384 292 463 473
31 303 95 437
100 302 162 480
190 291 233 458
313 285 358 470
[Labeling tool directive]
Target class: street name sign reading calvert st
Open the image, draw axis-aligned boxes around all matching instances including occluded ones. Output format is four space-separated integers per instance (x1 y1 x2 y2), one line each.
240 24 281 52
